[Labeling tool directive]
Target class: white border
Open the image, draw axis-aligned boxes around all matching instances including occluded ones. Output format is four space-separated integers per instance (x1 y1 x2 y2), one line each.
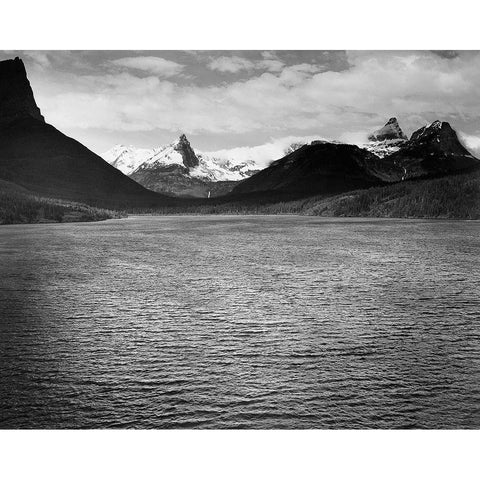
1 0 480 49
1 1 480 478
1 430 479 479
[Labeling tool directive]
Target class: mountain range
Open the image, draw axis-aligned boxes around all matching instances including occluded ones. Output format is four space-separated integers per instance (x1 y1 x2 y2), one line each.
102 136 318 197
102 116 479 200
232 117 479 196
1 56 479 222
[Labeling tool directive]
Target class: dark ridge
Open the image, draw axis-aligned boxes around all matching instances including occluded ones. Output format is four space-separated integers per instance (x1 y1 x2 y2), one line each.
0 117 179 209
384 120 480 181
0 57 44 124
0 57 179 209
232 142 389 196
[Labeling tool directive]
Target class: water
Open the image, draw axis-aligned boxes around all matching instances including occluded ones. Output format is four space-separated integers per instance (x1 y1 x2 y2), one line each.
1 215 479 429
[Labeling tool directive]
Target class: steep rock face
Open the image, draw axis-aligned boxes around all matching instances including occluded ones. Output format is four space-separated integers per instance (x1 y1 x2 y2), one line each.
126 135 207 197
0 57 174 208
174 134 199 169
368 117 407 142
0 117 176 208
385 120 479 181
105 134 264 198
232 141 388 196
0 57 44 125
362 117 408 159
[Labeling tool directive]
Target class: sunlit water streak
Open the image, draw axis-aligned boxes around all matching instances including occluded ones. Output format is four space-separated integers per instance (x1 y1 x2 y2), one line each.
1 215 479 429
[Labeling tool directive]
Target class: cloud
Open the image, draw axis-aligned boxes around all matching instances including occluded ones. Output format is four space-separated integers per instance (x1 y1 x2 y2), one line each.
29 50 480 152
459 132 480 156
208 56 255 73
109 56 184 77
431 50 459 59
337 131 371 145
23 51 51 68
208 55 285 73
203 135 326 168
259 59 284 72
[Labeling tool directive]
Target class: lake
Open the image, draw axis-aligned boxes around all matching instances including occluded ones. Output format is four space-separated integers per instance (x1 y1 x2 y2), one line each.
1 215 479 428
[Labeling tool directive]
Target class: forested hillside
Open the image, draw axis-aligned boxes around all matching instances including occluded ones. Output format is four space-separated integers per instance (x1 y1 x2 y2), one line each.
143 170 480 219
0 180 121 224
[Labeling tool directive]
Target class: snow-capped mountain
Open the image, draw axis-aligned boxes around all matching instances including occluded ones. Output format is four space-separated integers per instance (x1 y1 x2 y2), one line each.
102 134 322 196
368 117 407 142
104 135 196 176
361 117 408 158
233 118 480 196
362 138 406 158
103 145 156 175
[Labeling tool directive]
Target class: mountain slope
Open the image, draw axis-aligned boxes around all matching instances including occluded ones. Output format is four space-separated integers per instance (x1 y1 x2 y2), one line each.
231 118 480 199
103 135 259 181
385 120 479 181
304 168 480 219
152 168 480 220
231 141 389 196
103 136 322 197
362 118 408 158
0 179 120 224
368 117 407 142
0 57 173 209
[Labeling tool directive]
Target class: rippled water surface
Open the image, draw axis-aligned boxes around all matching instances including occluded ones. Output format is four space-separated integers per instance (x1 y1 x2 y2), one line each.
1 215 479 429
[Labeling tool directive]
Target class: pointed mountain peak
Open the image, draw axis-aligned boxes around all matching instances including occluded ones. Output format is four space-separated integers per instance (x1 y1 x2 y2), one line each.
178 133 189 144
406 120 478 163
0 57 45 125
368 117 407 142
410 120 456 143
173 133 199 169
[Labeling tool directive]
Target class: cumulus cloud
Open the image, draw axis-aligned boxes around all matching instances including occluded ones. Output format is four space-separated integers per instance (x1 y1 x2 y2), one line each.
203 135 327 168
459 132 480 156
109 56 184 77
29 50 480 153
259 59 284 72
208 55 285 73
337 131 371 145
208 56 256 73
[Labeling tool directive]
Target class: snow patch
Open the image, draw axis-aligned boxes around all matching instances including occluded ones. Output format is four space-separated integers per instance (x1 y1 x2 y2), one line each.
103 135 325 181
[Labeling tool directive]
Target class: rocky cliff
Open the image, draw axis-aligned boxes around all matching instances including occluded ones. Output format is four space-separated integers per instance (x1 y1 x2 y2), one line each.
0 57 44 125
368 117 407 142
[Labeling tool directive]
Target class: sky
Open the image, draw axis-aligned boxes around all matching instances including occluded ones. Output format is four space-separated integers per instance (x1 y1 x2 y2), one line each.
2 50 480 156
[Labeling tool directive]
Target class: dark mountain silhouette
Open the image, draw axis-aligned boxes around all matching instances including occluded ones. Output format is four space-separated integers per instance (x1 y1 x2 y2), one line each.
232 141 390 196
0 57 175 209
232 119 479 198
0 58 44 125
385 120 479 181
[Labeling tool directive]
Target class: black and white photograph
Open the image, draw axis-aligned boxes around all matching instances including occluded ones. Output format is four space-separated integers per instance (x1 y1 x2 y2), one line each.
1 1 479 478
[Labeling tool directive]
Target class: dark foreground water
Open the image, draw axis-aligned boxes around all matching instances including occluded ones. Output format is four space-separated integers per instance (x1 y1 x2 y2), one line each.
1 215 479 429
